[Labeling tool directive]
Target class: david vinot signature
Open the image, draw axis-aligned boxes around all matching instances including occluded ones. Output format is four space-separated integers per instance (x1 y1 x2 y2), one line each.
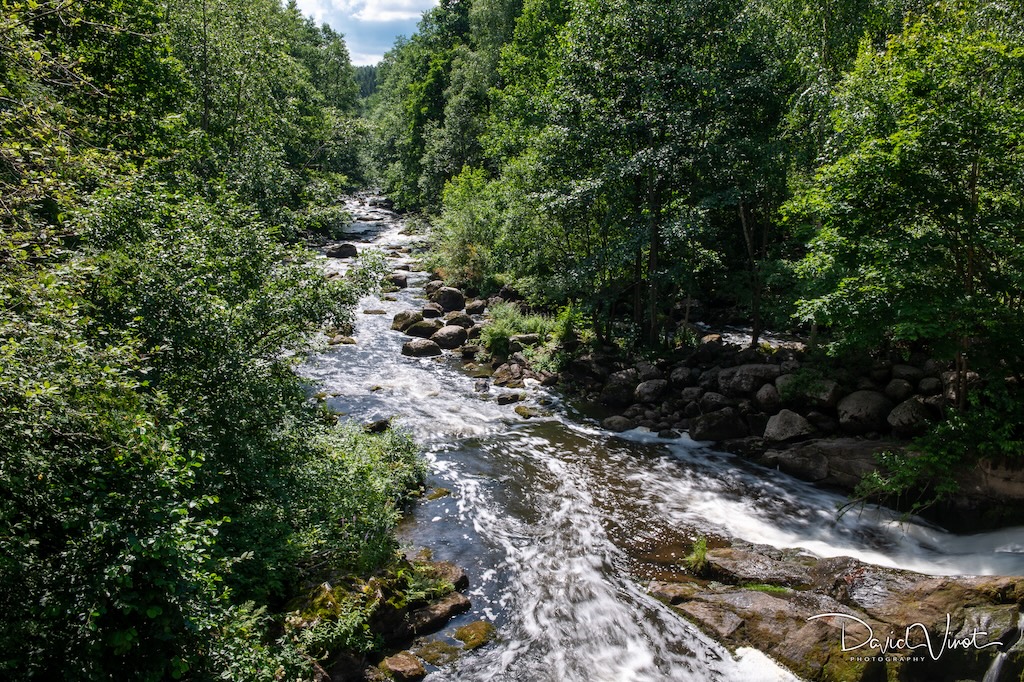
807 613 1001 661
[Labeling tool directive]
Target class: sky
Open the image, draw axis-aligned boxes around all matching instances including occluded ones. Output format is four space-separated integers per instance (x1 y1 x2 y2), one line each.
293 0 439 66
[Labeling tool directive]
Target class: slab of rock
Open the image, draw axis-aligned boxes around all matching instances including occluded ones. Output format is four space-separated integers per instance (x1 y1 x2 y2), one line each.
406 592 471 636
405 319 444 338
401 339 442 357
837 390 894 434
432 325 468 349
635 379 669 404
432 287 466 312
763 409 816 442
891 363 925 383
705 546 813 587
699 391 732 413
379 652 425 682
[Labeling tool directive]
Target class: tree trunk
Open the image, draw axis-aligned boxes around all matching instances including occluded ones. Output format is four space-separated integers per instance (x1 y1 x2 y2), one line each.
739 200 762 347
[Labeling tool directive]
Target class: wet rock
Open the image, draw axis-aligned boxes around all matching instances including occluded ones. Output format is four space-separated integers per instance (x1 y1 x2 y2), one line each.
699 392 731 413
405 592 471 636
636 361 664 382
689 408 748 441
474 378 490 393
679 386 704 404
454 621 496 650
444 312 475 328
670 364 697 387
363 309 387 315
884 378 914 402
421 302 444 318
419 561 469 591
412 640 461 667
401 339 442 357
432 287 466 312
659 429 681 439
888 396 933 437
405 319 444 338
763 409 816 442
635 379 669 404
603 415 636 432
379 652 425 682
431 325 468 349
466 299 486 315
705 546 813 587
364 418 391 434
424 280 445 295
648 580 702 605
391 309 423 329
497 392 523 405
837 390 894 434
328 335 356 345
326 243 358 258
388 272 409 288
718 364 781 397
601 369 640 407
515 405 542 419
760 438 894 488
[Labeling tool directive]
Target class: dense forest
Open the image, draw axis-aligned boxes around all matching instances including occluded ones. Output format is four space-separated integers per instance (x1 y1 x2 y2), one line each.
369 0 1024 504
4 0 1024 677
0 0 424 679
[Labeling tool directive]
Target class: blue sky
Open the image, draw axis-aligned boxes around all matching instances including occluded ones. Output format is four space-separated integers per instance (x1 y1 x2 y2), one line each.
293 0 439 65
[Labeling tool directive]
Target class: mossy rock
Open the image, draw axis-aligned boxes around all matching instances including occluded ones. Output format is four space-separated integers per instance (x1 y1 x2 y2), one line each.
454 621 496 650
426 487 451 500
413 639 461 666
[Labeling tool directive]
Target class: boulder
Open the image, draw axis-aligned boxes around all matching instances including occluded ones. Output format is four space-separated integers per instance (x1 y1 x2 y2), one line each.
401 339 442 357
445 312 474 328
454 621 496 650
432 325 468 349
326 243 358 258
884 378 914 402
670 364 696 387
679 386 704 404
432 287 466 312
405 319 444 338
635 361 664 382
387 272 409 288
891 363 925 383
405 592 471 636
689 408 749 441
466 299 486 315
601 369 640 407
603 415 636 432
776 374 842 408
755 383 781 412
918 376 943 395
761 438 894 488
763 409 816 442
509 333 541 352
837 390 894 434
718 364 781 397
423 280 445 295
634 379 669 404
887 396 933 437
379 652 425 682
699 392 732 413
422 302 444 318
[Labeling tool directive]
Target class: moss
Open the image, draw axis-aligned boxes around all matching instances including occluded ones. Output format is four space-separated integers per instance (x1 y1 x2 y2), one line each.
426 487 451 500
454 621 496 650
741 583 790 594
413 639 461 666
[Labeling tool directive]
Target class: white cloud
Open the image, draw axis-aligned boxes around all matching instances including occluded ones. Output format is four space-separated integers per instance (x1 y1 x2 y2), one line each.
350 0 436 22
350 51 385 66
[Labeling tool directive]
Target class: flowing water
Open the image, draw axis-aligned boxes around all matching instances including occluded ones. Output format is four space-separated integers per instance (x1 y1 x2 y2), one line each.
301 196 1024 681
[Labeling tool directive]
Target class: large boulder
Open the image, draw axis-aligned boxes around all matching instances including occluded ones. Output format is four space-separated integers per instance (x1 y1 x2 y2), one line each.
405 319 444 338
432 325 468 349
689 408 749 441
432 287 466 312
635 361 664 382
699 392 732 413
387 272 409 289
763 409 816 442
466 299 486 315
718 364 781 397
326 243 358 258
837 390 894 434
634 379 669 404
601 369 640 406
392 310 423 332
444 312 475 328
887 396 933 437
422 302 444 319
891 363 925 383
402 338 443 357
603 415 636 432
379 652 426 682
755 383 781 412
423 280 445 295
884 378 914 402
776 374 842 408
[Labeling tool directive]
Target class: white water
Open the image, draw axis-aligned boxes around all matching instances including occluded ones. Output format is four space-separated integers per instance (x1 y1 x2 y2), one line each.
301 195 1024 681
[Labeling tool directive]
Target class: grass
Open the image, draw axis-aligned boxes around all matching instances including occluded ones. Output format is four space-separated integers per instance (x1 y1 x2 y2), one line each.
685 535 709 575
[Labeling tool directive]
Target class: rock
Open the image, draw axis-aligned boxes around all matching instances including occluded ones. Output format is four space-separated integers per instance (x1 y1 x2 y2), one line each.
466 299 486 315
468 323 485 340
763 409 816 442
659 429 681 439
423 280 445 295
401 339 442 357
405 319 444 338
634 379 669 404
364 418 391 434
405 592 471 636
891 363 925 383
805 410 839 435
326 243 358 258
601 369 640 406
648 580 702 605
761 438 894 488
432 287 466 312
706 546 813 587
329 335 356 345
515 405 541 419
388 272 409 288
454 621 496 650
379 652 425 682
837 390 894 434
776 374 842 408
419 561 469 591
474 379 489 393
670 364 696 387
755 383 781 412
635 361 664 382
699 392 731 413
444 312 474 328
887 396 933 436
698 367 721 391
509 333 541 352
679 386 703 404
603 415 636 432
421 302 444 318
497 393 522 405
718 364 781 397
431 325 468 349
689 408 748 441
942 369 982 402
884 378 914 402
918 376 943 395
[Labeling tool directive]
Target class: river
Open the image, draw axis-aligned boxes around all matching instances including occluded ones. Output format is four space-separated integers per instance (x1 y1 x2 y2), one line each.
300 195 1024 681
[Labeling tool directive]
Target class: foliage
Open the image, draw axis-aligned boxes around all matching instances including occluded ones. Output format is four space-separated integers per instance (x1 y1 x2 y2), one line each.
478 301 556 358
685 535 709 574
